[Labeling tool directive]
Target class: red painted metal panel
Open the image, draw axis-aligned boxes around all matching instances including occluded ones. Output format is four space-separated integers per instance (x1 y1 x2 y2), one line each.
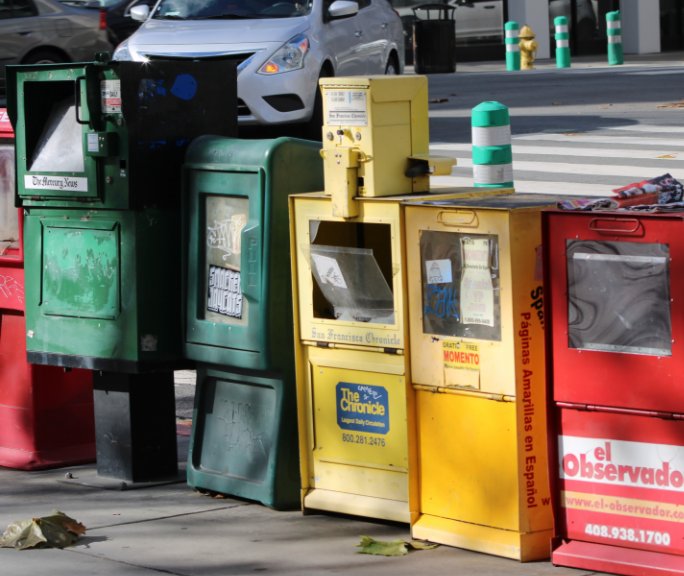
0 108 12 138
1 107 23 269
553 539 684 575
0 111 95 469
554 408 684 561
549 407 684 575
0 313 95 469
543 210 684 414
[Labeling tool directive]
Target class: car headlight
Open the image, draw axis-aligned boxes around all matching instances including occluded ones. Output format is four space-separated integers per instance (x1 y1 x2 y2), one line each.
112 40 149 63
112 41 132 61
258 34 309 75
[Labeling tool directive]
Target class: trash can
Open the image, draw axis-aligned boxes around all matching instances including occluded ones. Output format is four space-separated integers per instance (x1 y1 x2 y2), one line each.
412 3 456 74
544 208 684 575
405 193 568 561
0 108 95 470
182 136 324 509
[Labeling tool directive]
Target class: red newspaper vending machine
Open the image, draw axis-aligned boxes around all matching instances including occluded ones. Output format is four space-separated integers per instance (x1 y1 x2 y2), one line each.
0 109 95 469
544 209 684 576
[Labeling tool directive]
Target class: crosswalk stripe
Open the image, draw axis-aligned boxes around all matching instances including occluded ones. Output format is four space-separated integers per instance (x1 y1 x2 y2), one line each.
431 142 682 160
604 124 684 134
430 124 684 197
430 176 616 196
511 133 683 146
439 156 674 179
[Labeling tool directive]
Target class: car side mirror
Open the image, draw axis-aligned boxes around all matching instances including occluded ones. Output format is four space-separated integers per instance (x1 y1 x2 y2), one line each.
328 0 359 18
130 5 150 22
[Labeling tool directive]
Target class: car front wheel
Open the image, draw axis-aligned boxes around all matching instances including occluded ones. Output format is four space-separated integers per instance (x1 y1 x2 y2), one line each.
22 49 67 65
304 68 332 140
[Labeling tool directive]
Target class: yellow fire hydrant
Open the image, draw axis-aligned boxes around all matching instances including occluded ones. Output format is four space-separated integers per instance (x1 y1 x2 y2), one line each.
519 25 538 69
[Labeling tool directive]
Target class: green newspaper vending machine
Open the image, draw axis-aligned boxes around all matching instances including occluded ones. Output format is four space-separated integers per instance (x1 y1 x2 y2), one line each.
7 57 237 482
183 136 323 508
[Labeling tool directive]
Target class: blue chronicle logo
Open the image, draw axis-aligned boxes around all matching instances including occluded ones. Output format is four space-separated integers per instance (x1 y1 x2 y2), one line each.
336 382 389 435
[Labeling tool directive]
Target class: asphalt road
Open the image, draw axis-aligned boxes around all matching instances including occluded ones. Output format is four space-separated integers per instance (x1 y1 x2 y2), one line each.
426 58 684 145
421 55 684 195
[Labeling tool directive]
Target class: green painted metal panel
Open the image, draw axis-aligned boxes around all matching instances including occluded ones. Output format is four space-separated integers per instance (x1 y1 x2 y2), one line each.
24 208 183 371
42 220 120 319
15 69 101 205
183 136 323 372
186 365 300 510
186 169 264 357
7 59 237 211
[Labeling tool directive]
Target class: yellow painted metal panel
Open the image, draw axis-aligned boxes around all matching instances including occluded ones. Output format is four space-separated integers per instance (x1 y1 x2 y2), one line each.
406 195 554 398
417 391 519 528
300 346 410 518
291 193 406 351
311 353 408 470
320 76 431 198
414 390 553 559
411 514 553 562
304 489 409 524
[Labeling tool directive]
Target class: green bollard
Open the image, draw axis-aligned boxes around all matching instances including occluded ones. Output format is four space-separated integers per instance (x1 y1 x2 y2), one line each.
504 21 520 71
554 16 571 68
471 101 513 188
606 10 623 66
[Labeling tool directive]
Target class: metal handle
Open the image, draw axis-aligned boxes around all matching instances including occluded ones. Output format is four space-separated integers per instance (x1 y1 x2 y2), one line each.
74 76 88 125
240 222 261 303
437 209 479 228
588 217 642 235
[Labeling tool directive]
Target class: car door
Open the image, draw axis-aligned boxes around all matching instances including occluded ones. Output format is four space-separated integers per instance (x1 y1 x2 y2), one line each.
321 0 367 76
0 0 41 69
452 0 502 42
354 0 393 73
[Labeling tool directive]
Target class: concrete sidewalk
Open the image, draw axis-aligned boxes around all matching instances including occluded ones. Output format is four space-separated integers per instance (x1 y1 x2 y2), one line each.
0 371 607 576
414 50 684 73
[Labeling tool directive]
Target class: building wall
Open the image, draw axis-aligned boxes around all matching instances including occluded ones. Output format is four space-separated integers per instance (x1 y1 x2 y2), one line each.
507 0 662 59
621 0 660 54
508 0 552 59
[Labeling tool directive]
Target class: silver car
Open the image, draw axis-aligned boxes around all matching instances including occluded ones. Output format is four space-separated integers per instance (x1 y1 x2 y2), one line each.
0 0 113 96
113 0 404 132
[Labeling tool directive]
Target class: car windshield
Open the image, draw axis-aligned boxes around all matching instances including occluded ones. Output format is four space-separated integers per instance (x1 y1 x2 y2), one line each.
152 0 313 19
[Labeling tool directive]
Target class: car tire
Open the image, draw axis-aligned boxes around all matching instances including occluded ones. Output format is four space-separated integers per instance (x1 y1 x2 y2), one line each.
22 49 67 65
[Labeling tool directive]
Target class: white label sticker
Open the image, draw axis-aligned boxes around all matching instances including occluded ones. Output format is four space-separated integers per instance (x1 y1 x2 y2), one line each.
101 79 122 114
311 253 348 289
425 259 452 284
24 174 88 192
87 132 99 153
325 90 368 126
207 265 243 318
460 237 494 326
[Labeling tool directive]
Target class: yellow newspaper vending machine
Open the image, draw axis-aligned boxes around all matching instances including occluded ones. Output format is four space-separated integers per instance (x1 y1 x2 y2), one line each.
291 192 412 522
290 75 507 522
405 193 559 559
